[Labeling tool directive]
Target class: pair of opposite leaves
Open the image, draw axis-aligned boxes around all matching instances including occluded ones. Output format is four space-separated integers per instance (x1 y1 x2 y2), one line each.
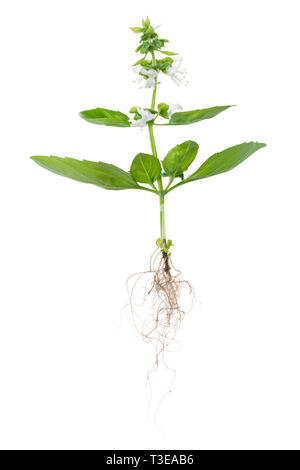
31 105 266 192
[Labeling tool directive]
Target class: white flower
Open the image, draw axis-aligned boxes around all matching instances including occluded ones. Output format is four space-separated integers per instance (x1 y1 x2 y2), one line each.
165 101 183 118
131 106 155 128
132 66 157 89
166 55 187 86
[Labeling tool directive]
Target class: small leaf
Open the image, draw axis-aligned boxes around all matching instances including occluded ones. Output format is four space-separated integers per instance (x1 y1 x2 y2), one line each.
168 105 233 125
157 102 169 119
152 39 164 49
156 238 162 248
130 153 161 184
160 51 177 56
185 142 266 182
132 56 146 66
140 42 151 54
31 156 139 190
142 17 150 28
163 141 199 177
79 108 131 127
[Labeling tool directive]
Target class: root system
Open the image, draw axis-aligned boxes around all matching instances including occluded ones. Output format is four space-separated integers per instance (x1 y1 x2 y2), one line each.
127 249 193 369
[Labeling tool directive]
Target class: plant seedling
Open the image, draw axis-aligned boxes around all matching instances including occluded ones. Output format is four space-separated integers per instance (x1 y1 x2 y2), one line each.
31 17 266 365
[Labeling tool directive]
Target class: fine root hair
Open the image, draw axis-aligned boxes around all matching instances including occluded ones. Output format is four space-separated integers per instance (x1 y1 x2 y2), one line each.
126 249 194 370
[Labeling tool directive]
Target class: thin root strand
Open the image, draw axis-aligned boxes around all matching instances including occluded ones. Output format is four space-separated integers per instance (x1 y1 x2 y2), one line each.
126 249 193 369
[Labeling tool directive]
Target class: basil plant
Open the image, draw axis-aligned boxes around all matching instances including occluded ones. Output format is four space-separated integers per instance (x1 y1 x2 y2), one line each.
31 17 266 256
31 18 266 360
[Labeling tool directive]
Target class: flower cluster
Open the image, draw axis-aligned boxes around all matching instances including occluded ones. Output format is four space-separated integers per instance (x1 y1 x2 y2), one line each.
165 102 183 117
165 56 187 86
129 101 183 128
130 19 186 128
132 55 187 88
130 107 155 128
131 18 187 88
133 65 157 89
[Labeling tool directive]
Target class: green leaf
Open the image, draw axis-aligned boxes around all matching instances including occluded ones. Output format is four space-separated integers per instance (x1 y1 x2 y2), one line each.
152 39 164 49
130 153 161 184
185 142 266 182
157 102 169 119
31 156 139 190
132 56 146 66
163 141 199 177
140 42 151 54
130 27 143 33
142 17 150 28
79 108 131 127
160 51 177 56
168 105 233 125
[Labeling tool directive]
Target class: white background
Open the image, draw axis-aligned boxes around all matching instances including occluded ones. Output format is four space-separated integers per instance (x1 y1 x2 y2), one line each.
1 0 300 450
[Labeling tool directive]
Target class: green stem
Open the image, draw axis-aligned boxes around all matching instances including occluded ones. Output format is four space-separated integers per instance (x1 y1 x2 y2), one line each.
148 50 167 250
159 192 166 243
164 176 175 192
137 185 158 194
165 178 187 194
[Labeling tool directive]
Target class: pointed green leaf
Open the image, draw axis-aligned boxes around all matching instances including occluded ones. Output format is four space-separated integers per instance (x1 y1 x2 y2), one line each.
142 17 150 28
163 141 199 177
130 27 143 33
31 156 139 190
130 153 161 184
157 102 169 119
168 105 233 125
185 142 266 182
160 51 177 56
79 108 131 127
133 56 147 66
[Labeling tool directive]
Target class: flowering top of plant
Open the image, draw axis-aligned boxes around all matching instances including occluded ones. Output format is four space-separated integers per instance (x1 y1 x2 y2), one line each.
30 17 266 255
131 17 187 92
131 16 173 58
